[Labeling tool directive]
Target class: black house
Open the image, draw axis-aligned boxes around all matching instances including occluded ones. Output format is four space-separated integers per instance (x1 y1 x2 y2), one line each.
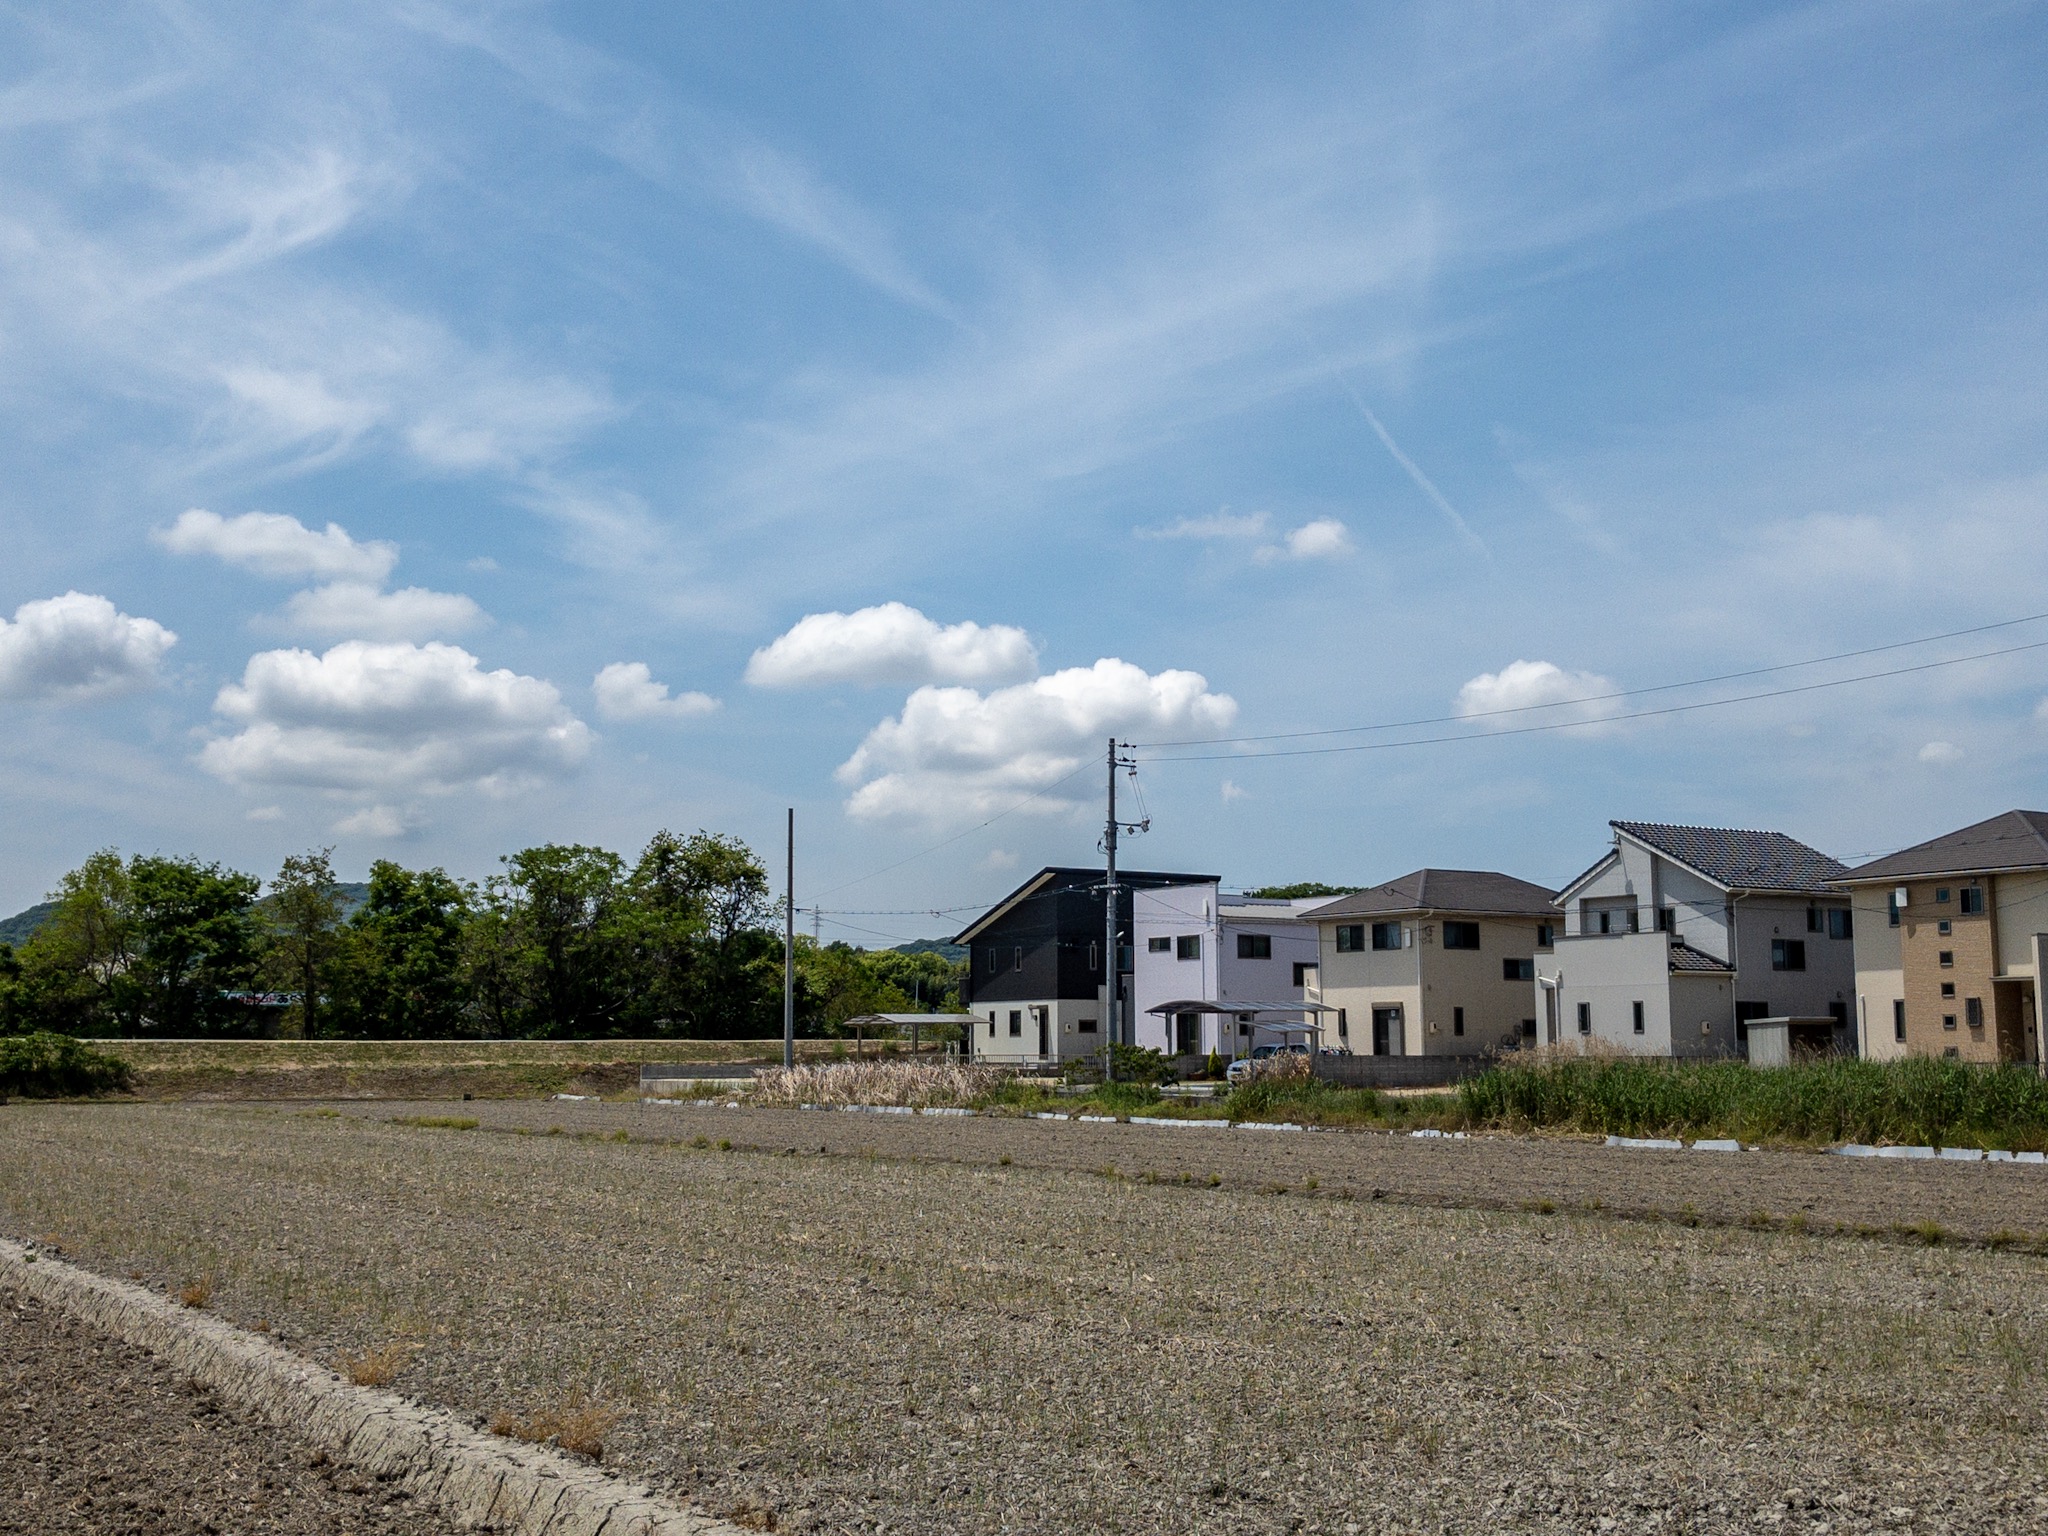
953 865 1215 1062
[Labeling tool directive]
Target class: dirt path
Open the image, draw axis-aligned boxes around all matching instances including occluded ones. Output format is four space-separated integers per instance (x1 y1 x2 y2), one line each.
357 1095 2048 1246
0 1286 453 1536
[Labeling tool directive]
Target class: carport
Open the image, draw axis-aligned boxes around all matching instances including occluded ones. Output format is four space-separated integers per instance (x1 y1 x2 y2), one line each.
1143 998 1337 1059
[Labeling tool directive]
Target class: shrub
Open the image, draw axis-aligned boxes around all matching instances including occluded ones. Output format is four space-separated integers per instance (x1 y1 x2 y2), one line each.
1087 1080 1162 1115
0 1033 131 1099
1228 1074 1387 1127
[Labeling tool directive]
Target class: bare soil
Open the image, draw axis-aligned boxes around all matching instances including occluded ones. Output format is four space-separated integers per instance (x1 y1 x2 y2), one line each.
0 1286 452 1535
6 1102 2048 1536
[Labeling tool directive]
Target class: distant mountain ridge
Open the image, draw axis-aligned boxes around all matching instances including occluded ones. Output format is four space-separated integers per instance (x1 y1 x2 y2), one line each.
0 883 371 948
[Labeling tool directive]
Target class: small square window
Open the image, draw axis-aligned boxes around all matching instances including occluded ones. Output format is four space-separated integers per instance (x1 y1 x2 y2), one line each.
1371 921 1403 951
1442 921 1480 950
1147 936 1171 953
1632 1001 1645 1035
1936 887 1951 904
1960 887 1984 915
1656 908 1675 933
1076 1017 1097 1033
1938 920 1952 936
1827 908 1853 941
1941 982 1955 999
1335 924 1365 953
1938 950 1953 968
1176 934 1202 961
1536 923 1555 949
1503 957 1535 982
1771 939 1807 972
1944 1046 1960 1058
1236 932 1272 960
1806 905 1823 933
1943 1013 1958 1031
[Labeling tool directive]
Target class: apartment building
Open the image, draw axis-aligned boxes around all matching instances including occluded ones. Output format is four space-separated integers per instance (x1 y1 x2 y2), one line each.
1834 809 2048 1064
1129 883 1332 1058
1541 821 1854 1056
1310 870 1555 1056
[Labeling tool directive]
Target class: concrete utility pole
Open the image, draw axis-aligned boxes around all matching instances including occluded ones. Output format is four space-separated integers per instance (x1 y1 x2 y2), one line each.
1103 737 1120 1078
783 808 795 1070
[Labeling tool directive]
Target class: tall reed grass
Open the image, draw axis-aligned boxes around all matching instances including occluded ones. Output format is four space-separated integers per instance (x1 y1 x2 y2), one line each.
749 1059 1007 1108
1459 1054 2048 1149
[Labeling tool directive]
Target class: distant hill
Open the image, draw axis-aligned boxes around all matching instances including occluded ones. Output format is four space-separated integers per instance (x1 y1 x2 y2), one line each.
0 883 372 949
890 939 967 961
0 901 57 947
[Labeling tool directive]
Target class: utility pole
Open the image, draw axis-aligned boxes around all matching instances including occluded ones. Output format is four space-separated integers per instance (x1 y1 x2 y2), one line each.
783 808 795 1070
1103 737 1119 1080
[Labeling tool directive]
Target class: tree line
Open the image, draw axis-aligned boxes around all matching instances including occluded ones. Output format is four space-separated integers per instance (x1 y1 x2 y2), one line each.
0 832 965 1040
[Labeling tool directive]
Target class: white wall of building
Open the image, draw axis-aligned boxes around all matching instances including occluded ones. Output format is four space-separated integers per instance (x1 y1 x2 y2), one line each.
1131 885 1321 1057
970 996 1104 1063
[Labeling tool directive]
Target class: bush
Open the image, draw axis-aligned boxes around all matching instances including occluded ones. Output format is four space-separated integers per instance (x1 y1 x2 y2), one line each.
1459 1054 2048 1149
1064 1043 1176 1087
0 1032 132 1098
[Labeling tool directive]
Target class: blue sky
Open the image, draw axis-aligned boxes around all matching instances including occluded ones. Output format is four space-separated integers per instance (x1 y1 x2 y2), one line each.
4 1 2048 939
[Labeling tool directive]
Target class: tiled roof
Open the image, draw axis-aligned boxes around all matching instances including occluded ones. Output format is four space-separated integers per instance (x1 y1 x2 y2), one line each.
1840 810 2048 883
1611 821 1848 895
1668 940 1734 974
1308 868 1557 920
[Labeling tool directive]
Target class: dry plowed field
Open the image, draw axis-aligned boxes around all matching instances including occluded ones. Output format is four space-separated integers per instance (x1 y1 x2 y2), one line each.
5 1101 2048 1536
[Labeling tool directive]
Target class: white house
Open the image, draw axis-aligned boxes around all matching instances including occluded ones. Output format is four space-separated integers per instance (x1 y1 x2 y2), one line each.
1130 883 1332 1058
1539 821 1855 1057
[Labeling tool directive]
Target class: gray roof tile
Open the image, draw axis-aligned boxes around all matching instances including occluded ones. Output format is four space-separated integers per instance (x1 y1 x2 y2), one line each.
1840 810 2048 883
1611 821 1848 894
1309 868 1557 920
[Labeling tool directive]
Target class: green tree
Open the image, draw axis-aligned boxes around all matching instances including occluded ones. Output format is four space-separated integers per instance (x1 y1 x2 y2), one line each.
336 861 473 1038
123 855 264 1034
24 850 137 1031
1244 882 1359 900
264 848 346 1038
479 845 628 1037
619 830 779 1038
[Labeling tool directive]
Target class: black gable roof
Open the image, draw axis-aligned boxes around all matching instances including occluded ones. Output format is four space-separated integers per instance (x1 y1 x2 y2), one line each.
1839 810 2048 883
1611 821 1847 895
952 866 1218 943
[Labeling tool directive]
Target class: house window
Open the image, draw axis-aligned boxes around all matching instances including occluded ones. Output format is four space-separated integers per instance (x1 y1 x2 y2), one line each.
1536 923 1555 949
1656 908 1675 934
1887 892 1900 928
1008 1010 1022 1036
1576 1001 1591 1035
1828 909 1853 940
1176 935 1202 961
1503 958 1534 981
1943 1013 1958 1031
1077 1017 1097 1033
1938 920 1952 936
1829 1001 1848 1032
1521 1018 1537 1039
1013 946 1024 972
986 948 998 973
1941 982 1956 1000
1893 999 1906 1043
1337 1007 1349 1039
1961 887 1985 915
1089 941 1099 970
1945 1046 1959 1058
1335 924 1365 953
1453 1007 1465 1037
1293 961 1316 987
1771 939 1806 972
1936 887 1951 904
1806 905 1822 933
1939 950 1953 968
988 1012 997 1037
1147 936 1171 953
1966 997 1984 1029
1632 1001 1645 1035
1371 921 1403 951
1237 933 1272 960
1442 921 1480 951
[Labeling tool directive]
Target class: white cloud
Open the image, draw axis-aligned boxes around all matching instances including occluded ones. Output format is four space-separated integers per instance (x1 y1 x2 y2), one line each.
1454 660 1621 729
592 662 720 722
199 640 592 798
1918 741 1963 765
332 804 420 838
0 592 177 702
978 848 1019 872
1221 778 1248 803
278 581 487 641
836 658 1237 822
1137 510 1270 541
746 603 1039 689
157 509 398 583
1253 517 1355 563
246 805 284 822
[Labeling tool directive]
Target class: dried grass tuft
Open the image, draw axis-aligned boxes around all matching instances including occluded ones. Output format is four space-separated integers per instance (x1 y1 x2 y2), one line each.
489 1388 619 1460
749 1060 1005 1109
178 1278 212 1309
341 1342 412 1386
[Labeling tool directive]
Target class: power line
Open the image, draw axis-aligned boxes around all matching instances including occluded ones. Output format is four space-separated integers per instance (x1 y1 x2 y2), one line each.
1135 610 2048 750
1135 636 2048 764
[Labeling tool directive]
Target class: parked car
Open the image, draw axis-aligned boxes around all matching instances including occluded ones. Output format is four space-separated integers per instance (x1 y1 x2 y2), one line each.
1225 1042 1309 1084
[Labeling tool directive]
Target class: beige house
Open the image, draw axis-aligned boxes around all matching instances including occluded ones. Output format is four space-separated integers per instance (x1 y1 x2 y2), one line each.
1309 870 1555 1056
1834 810 2048 1064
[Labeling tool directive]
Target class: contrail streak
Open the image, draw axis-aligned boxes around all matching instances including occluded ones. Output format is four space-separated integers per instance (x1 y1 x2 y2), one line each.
1344 384 1488 556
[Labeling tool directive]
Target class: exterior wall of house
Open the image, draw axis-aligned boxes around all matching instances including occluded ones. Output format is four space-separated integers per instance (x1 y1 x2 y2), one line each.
1537 934 1739 1058
1129 886 1320 1057
1896 877 2000 1062
971 996 1104 1063
1848 884 1907 1062
1670 973 1739 1058
1132 883 1217 1055
1728 897 1855 1032
1320 914 1540 1056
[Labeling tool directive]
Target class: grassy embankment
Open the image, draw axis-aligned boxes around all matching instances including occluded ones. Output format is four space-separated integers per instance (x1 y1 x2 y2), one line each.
740 1054 2048 1150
